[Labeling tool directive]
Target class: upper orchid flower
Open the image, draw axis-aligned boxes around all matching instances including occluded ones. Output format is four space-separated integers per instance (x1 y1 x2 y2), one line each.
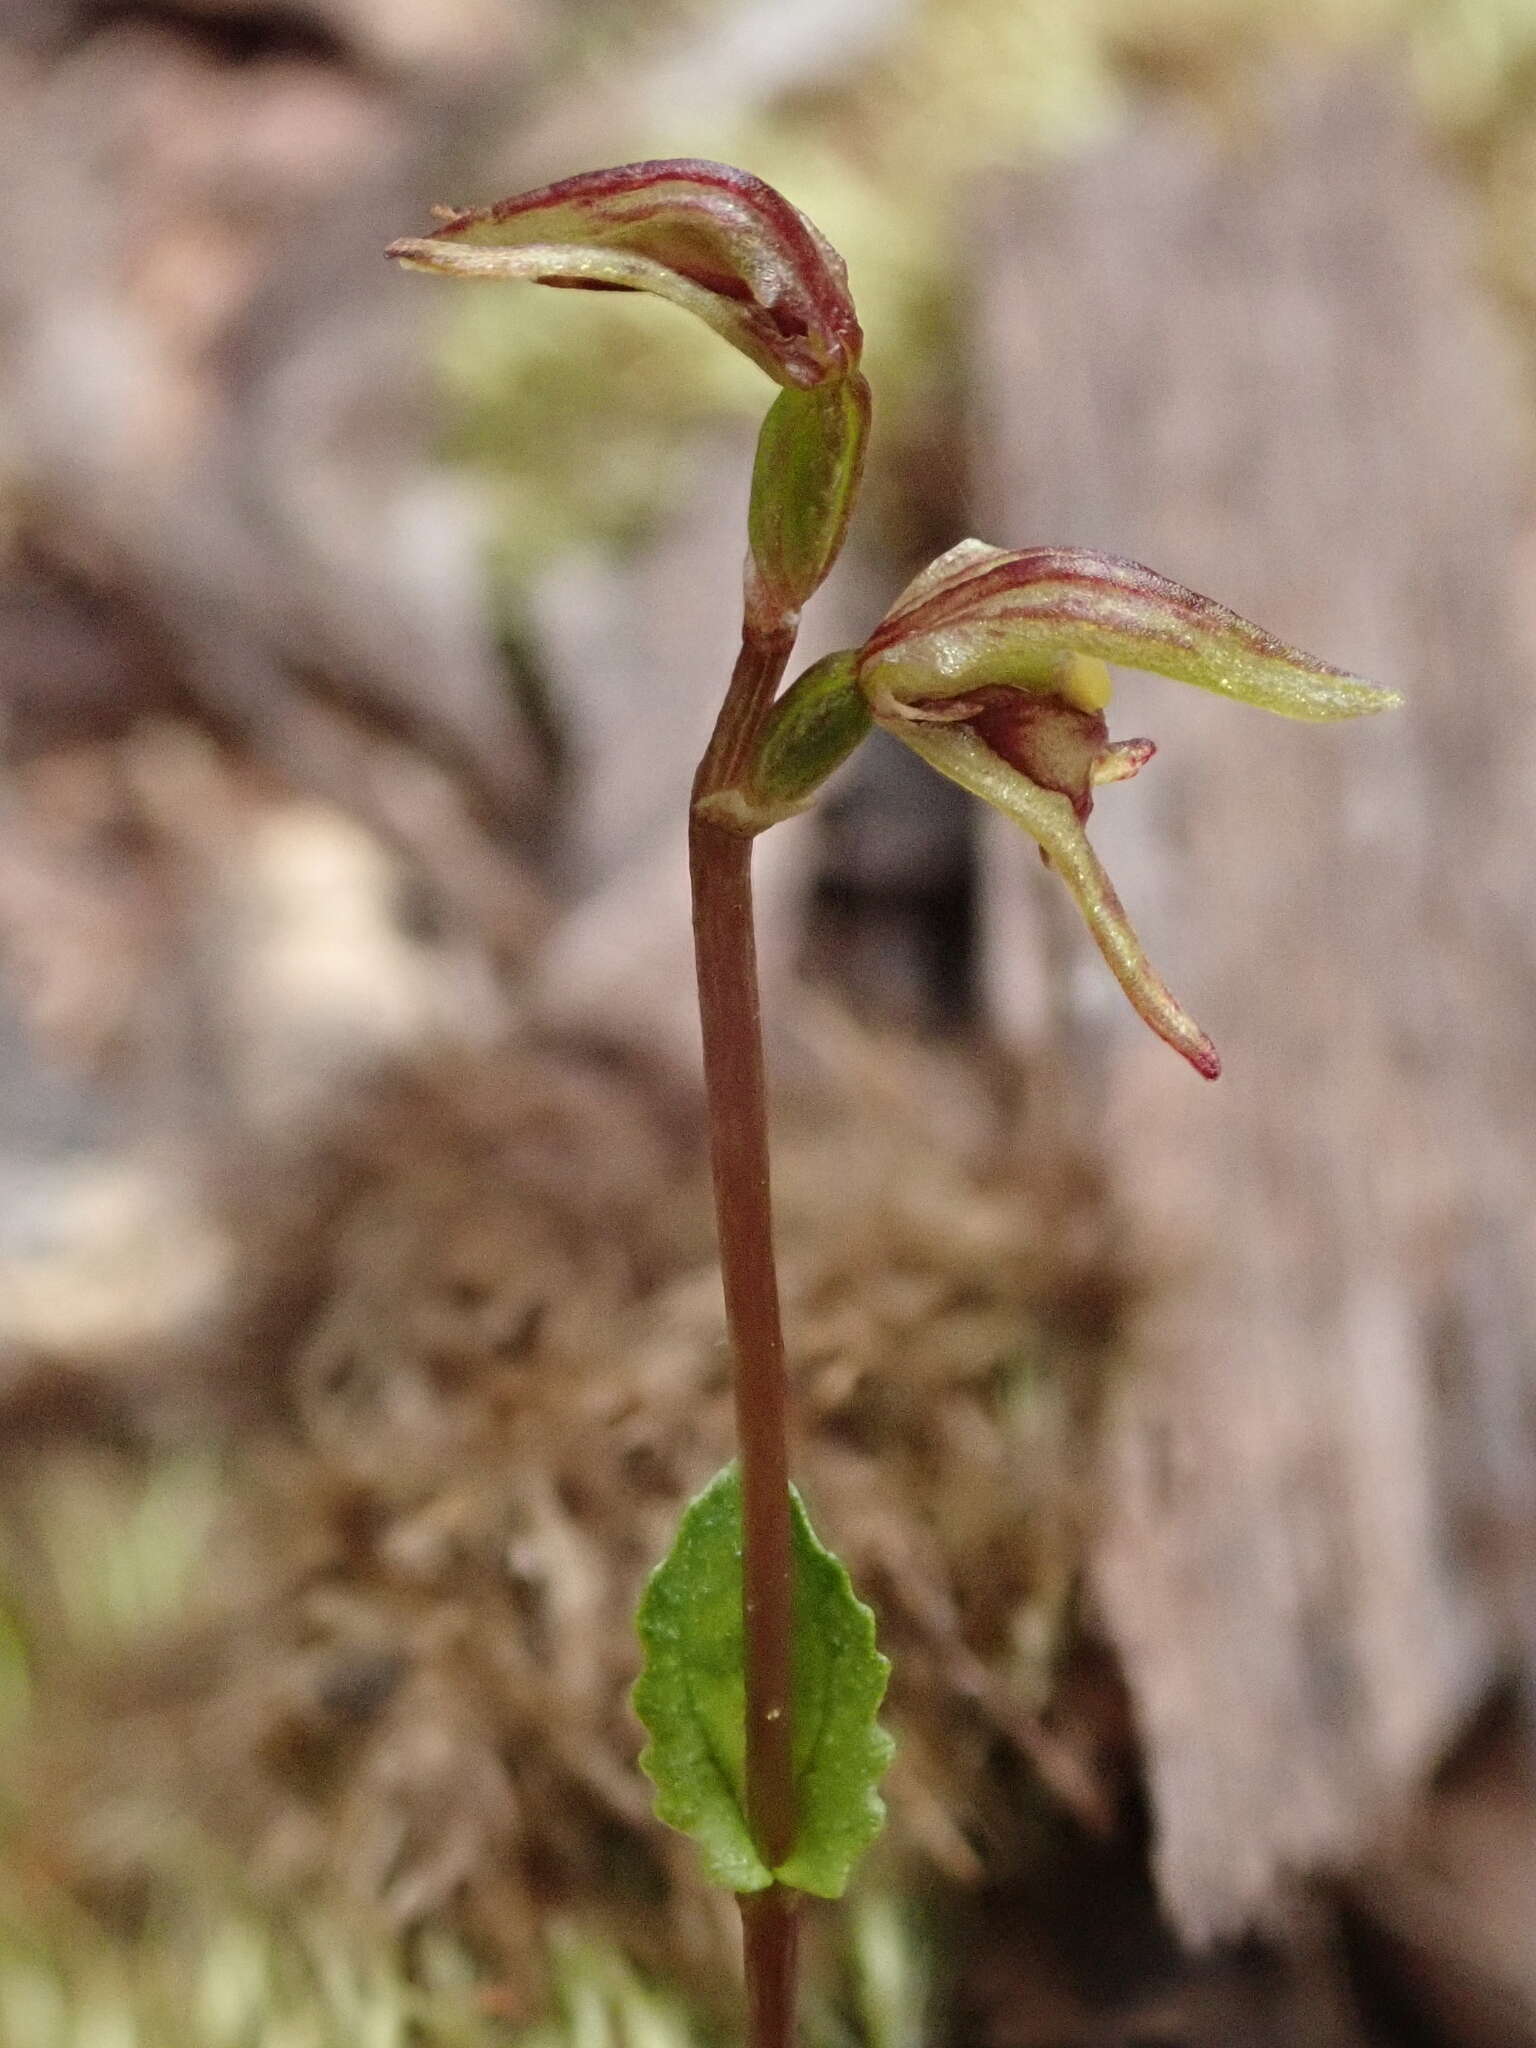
855 539 1400 1077
386 158 862 391
388 159 869 617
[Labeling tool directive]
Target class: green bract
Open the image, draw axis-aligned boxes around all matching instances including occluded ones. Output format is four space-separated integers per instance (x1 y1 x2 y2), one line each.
748 379 871 614
696 650 872 831
634 1466 893 1899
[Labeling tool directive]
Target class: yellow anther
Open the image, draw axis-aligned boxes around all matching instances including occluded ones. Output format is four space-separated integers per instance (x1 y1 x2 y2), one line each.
1059 653 1113 714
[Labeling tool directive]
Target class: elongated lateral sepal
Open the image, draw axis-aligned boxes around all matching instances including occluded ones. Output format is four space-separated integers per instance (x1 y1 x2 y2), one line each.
388 158 862 389
898 723 1220 1078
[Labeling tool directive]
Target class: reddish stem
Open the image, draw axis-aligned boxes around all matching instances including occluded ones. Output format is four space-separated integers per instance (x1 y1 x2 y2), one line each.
739 1890 800 2048
690 617 800 2042
690 812 795 1864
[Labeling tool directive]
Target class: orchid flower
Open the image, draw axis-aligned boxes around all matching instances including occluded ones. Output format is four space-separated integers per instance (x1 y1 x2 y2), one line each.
742 540 1398 1077
857 540 1400 1076
388 158 868 616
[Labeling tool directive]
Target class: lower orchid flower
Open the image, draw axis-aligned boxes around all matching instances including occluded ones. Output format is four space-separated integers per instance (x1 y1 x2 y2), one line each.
740 539 1399 1078
861 539 1399 1077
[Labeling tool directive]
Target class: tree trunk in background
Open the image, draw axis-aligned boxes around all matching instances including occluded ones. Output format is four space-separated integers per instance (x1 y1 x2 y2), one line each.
969 66 1536 1951
0 4 557 1373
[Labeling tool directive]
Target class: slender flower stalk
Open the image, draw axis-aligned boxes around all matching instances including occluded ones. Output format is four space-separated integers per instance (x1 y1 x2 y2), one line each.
740 1890 800 2048
689 622 801 1880
691 745 799 2045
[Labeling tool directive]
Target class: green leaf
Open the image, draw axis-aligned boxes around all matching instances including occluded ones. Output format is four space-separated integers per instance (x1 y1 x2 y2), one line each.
0 1602 30 1747
633 1465 893 1900
633 1468 768 1894
776 1478 894 1898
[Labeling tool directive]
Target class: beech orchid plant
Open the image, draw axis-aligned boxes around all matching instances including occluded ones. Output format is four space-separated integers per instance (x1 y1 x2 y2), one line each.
390 159 1398 2048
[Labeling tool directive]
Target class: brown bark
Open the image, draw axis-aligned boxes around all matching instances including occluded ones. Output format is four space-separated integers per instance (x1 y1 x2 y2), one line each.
970 65 1536 1942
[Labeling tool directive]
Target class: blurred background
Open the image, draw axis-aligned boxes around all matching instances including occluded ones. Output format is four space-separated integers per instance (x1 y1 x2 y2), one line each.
2 1 1536 2043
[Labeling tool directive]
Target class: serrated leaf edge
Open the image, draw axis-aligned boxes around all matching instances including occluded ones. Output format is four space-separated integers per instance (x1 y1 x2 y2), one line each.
773 1487 893 1898
633 1469 772 1893
632 1467 893 1900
